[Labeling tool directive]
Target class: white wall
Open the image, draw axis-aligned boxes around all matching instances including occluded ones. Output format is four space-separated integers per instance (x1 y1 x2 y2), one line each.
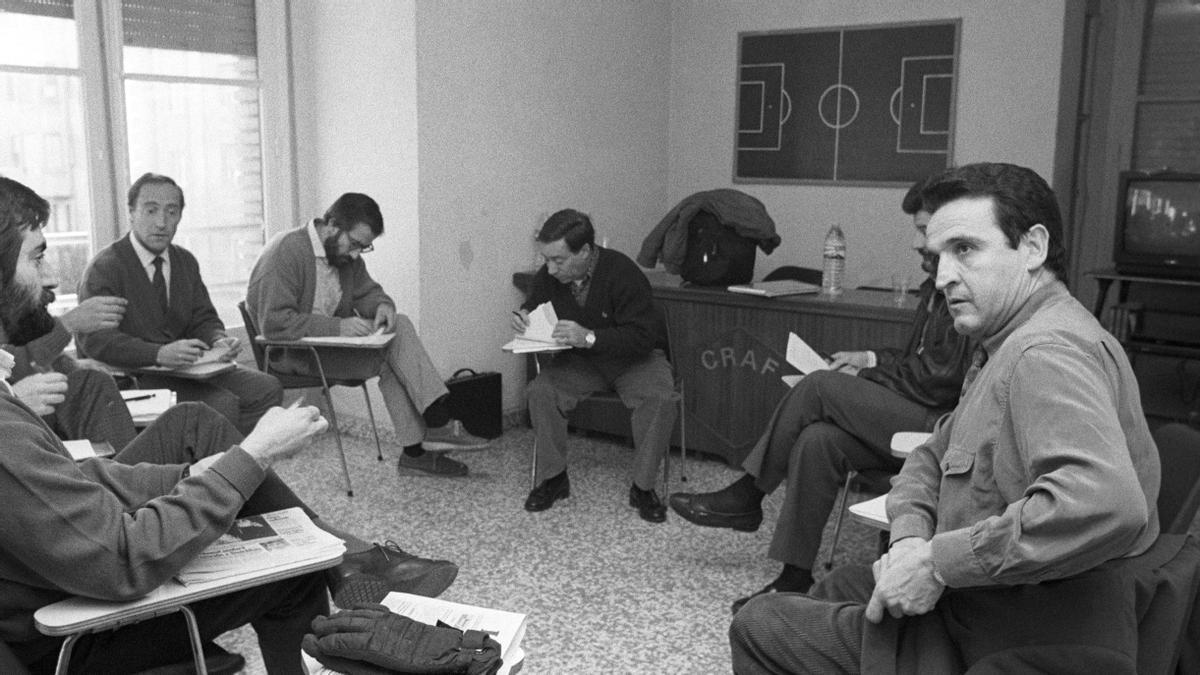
415 1 672 416
667 0 1066 288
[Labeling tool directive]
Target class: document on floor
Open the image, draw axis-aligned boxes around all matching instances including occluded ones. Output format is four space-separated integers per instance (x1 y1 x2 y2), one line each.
304 591 527 675
781 332 829 387
503 301 569 353
175 507 345 586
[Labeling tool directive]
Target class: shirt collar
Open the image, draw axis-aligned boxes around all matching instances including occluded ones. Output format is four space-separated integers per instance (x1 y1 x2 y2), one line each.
980 280 1070 356
573 246 601 286
306 220 328 260
129 233 168 268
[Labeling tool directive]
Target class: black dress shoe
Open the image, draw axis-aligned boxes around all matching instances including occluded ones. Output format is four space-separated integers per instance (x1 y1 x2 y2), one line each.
669 491 763 532
629 485 667 523
524 471 570 512
327 541 458 607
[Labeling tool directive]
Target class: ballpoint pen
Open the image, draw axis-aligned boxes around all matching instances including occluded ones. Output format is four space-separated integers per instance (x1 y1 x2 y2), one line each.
123 393 155 402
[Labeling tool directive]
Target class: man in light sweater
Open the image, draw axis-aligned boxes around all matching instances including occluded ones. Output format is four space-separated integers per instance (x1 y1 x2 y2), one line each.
246 192 489 477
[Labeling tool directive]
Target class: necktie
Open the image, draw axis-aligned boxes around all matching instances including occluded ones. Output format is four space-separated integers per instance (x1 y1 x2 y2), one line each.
152 256 168 313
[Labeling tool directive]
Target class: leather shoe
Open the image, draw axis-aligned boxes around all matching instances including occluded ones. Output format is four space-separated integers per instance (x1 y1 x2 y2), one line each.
524 471 570 512
629 485 667 523
669 491 762 532
327 541 458 607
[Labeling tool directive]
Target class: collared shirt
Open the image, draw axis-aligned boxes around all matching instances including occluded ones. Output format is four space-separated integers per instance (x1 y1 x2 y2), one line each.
887 281 1160 588
570 246 602 306
306 220 342 317
129 234 170 303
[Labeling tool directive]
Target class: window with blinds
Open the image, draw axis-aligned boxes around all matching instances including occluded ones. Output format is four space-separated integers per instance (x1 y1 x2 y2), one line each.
0 0 274 326
1132 0 1200 172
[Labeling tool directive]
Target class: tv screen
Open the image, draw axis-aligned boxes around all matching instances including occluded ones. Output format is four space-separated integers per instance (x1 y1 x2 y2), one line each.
1113 171 1200 278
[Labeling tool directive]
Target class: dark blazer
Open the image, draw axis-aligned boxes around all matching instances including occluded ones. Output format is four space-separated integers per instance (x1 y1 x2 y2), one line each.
78 234 226 368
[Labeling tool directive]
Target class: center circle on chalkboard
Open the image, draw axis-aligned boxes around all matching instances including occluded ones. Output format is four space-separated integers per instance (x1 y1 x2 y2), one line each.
818 84 860 129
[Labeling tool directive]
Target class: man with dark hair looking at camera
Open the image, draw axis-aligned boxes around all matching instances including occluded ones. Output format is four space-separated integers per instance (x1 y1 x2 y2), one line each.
247 192 490 478
514 208 676 523
78 172 283 434
670 177 973 611
730 163 1167 673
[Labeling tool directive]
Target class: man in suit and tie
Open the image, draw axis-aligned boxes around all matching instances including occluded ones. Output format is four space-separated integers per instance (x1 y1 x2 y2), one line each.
78 173 283 433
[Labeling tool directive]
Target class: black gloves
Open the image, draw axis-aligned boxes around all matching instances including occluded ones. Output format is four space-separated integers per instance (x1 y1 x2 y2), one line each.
302 603 502 675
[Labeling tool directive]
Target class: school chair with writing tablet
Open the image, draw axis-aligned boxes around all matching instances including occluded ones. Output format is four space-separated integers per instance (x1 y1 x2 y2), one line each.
238 301 384 497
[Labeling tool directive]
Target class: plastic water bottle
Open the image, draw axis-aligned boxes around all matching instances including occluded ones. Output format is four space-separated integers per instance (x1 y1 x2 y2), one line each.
821 225 846 296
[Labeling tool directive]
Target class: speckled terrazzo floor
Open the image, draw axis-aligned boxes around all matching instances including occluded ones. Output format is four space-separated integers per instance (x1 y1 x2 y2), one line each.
215 424 882 674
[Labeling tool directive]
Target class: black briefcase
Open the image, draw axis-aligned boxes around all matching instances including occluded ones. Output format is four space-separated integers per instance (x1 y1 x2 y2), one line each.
445 368 502 439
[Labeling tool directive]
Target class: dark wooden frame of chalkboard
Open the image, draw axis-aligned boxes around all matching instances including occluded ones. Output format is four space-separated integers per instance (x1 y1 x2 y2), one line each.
733 20 960 186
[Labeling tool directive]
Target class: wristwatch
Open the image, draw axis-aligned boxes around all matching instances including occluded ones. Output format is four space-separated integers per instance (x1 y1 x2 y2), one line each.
584 331 596 348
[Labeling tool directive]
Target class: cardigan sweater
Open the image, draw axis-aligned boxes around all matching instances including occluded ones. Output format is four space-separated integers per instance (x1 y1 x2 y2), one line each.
521 247 666 382
245 223 393 340
0 395 263 643
77 234 227 368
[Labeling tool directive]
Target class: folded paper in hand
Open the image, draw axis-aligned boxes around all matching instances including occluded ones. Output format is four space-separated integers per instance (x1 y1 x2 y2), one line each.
781 332 829 387
175 507 344 586
503 301 569 354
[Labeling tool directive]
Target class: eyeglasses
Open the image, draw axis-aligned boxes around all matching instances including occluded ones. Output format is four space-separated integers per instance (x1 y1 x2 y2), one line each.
344 232 374 254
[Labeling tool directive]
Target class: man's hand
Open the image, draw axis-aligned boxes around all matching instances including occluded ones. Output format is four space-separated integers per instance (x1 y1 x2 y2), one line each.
240 404 328 468
551 320 591 348
374 304 397 333
865 538 944 624
510 309 530 333
156 339 209 368
60 295 127 334
0 349 15 381
339 317 374 337
12 372 69 416
212 336 242 361
828 350 872 375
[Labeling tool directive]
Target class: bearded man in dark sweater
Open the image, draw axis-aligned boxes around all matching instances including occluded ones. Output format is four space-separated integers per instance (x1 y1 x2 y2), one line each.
513 209 676 523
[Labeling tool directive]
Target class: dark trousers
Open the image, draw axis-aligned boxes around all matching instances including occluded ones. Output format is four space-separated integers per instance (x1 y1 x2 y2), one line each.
45 368 137 451
21 403 327 675
139 366 283 435
740 370 935 569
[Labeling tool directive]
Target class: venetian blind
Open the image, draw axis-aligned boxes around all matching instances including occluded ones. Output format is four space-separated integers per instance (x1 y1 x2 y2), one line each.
122 0 255 57
0 0 73 19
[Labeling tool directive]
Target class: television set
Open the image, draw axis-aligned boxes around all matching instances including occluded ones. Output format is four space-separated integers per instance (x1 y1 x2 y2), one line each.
1112 170 1200 279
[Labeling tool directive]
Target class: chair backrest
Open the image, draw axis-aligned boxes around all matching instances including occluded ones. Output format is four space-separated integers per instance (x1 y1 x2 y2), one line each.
1153 422 1200 534
236 301 269 372
763 265 823 285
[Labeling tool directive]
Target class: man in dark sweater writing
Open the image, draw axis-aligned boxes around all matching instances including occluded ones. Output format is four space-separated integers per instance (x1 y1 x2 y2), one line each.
514 209 676 523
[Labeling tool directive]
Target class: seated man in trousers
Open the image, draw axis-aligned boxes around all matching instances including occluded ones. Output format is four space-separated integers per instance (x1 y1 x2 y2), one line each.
730 163 1161 673
670 177 973 611
78 172 283 434
246 192 490 478
5 291 138 450
515 209 677 523
0 177 459 673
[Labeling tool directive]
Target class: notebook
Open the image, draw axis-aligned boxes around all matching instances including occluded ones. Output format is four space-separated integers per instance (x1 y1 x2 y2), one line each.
727 279 821 297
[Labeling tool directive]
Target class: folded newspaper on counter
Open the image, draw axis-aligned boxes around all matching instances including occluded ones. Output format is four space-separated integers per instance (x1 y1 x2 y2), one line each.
175 507 344 586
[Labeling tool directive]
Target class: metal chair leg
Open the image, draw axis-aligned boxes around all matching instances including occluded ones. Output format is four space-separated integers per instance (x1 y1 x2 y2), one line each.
321 386 354 497
824 471 857 571
360 384 384 462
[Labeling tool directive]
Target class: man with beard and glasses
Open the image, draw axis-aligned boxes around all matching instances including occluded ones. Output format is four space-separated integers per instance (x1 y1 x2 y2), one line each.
0 176 462 674
246 192 490 478
2 274 138 450
77 173 283 434
669 177 975 613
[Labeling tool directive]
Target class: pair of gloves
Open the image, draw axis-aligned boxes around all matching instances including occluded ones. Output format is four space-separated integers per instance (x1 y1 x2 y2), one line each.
302 603 503 675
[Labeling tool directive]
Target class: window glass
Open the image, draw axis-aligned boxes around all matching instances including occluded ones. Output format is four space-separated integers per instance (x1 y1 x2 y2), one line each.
0 10 78 69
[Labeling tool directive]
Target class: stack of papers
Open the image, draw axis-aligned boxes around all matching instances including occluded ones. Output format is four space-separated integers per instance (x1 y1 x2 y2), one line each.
503 301 569 354
121 389 175 425
176 507 345 586
728 279 821 297
305 591 527 675
62 440 116 461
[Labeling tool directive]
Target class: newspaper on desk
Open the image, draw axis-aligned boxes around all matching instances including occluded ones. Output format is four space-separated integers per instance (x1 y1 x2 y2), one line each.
176 507 344 586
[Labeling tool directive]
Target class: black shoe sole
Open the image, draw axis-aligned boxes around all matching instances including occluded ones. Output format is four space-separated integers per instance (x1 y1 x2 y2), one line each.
524 487 569 512
669 499 762 532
